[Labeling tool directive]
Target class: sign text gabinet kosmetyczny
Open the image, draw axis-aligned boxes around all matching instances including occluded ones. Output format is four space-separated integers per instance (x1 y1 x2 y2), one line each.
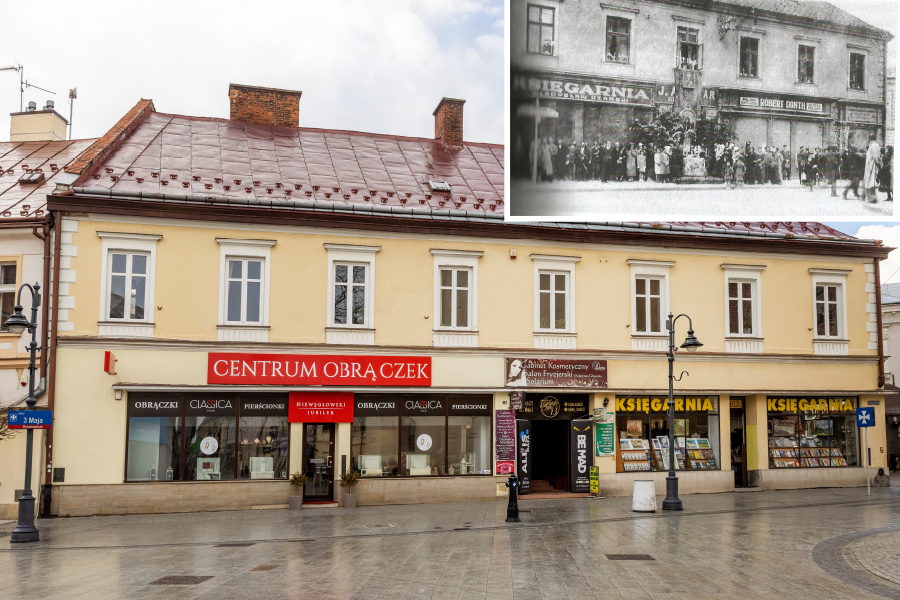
208 353 431 386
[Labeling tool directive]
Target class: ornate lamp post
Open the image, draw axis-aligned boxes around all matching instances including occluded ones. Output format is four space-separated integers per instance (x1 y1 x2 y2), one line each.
663 312 702 512
4 282 41 542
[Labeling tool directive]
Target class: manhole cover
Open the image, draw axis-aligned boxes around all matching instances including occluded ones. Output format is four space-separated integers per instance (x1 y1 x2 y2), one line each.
150 576 213 585
250 565 278 572
215 542 256 547
605 554 654 561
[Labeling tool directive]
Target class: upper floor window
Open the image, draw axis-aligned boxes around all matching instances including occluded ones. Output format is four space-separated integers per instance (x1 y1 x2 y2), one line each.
676 26 701 70
334 263 368 326
0 263 18 331
850 52 866 90
606 17 631 63
217 239 274 338
740 37 759 77
634 277 663 334
539 271 569 330
225 259 263 325
439 268 471 329
527 4 555 55
326 244 380 333
798 45 815 83
108 253 148 320
97 232 161 333
728 281 755 335
815 283 841 337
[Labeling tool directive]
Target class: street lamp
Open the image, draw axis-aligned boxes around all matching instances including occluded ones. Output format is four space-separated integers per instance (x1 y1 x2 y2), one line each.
5 282 41 542
663 312 702 512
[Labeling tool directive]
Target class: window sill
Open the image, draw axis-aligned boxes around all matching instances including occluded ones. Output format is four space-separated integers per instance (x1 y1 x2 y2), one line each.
326 327 375 346
631 335 667 352
98 322 155 338
433 330 479 348
813 339 849 356
725 337 763 354
534 332 576 350
217 325 269 343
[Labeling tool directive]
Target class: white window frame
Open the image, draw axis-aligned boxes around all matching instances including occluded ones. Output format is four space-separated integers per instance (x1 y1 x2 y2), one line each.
532 255 579 334
628 260 673 336
217 239 274 328
738 34 761 79
848 47 868 91
97 232 161 326
431 250 482 332
525 3 557 56
675 23 702 70
722 265 764 338
796 42 816 85
0 258 21 334
810 269 849 340
326 244 380 330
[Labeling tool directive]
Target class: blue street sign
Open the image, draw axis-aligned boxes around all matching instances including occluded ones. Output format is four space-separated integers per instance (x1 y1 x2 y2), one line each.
856 407 875 428
7 410 52 429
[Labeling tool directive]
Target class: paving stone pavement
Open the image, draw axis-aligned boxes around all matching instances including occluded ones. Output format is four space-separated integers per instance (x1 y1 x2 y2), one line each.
1 486 900 599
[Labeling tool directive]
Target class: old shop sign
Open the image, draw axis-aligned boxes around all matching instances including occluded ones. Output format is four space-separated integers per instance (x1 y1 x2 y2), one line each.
513 75 653 106
739 96 824 113
208 353 431 386
654 85 719 107
767 397 856 413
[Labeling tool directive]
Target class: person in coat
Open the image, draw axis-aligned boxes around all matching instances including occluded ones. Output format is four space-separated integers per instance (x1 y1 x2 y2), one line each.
842 147 864 200
862 134 881 203
879 146 893 202
626 144 637 181
636 143 647 181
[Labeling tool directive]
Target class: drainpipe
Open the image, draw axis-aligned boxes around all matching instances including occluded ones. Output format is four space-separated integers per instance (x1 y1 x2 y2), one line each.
876 258 885 388
41 212 62 517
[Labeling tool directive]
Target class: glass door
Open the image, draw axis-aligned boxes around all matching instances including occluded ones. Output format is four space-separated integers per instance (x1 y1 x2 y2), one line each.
302 423 334 501
730 403 746 486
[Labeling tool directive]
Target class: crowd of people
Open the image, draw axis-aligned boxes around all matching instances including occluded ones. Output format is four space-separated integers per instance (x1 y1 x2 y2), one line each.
530 135 893 202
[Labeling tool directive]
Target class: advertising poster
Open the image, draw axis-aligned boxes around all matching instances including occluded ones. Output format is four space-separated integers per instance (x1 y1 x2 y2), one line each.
589 466 599 495
594 408 615 456
495 410 516 475
516 420 532 494
569 420 592 493
505 358 607 388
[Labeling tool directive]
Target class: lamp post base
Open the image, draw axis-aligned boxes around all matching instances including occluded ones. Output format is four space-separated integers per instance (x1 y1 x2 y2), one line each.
662 475 683 511
9 494 39 543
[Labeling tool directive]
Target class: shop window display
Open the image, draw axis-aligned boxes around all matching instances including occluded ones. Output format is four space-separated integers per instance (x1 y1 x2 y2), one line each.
351 394 492 477
125 393 288 482
767 397 859 468
352 415 400 476
238 417 289 479
614 396 720 473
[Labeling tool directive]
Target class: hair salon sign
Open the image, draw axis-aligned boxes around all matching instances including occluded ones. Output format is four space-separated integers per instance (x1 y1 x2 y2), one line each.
505 358 607 389
208 353 431 386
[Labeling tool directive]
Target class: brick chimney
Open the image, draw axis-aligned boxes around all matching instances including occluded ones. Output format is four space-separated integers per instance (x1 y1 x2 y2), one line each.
228 83 302 128
433 97 465 146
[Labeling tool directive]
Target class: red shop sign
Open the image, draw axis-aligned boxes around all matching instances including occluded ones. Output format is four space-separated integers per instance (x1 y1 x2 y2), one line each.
207 353 431 386
289 392 354 423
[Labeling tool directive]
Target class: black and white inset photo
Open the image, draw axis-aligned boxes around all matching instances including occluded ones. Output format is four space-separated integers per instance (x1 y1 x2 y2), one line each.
509 0 897 219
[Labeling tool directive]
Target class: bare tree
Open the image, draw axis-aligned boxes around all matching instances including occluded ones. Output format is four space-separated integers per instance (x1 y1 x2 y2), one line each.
0 414 17 441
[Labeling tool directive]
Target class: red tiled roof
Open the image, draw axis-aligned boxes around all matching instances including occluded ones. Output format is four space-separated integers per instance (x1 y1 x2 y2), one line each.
73 111 505 214
0 138 98 220
66 99 155 176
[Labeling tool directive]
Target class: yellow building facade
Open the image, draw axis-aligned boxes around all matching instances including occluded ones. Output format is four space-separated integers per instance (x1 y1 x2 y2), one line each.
35 91 890 515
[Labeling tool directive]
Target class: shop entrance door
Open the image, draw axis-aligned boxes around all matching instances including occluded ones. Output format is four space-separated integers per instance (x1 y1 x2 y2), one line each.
531 419 570 492
729 400 747 487
302 423 334 501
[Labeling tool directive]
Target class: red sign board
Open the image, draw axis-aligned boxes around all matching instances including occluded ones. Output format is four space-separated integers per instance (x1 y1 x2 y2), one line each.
207 353 431 386
289 392 354 423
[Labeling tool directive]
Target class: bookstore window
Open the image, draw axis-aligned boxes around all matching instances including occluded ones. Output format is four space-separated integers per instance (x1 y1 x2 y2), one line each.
740 37 759 78
615 396 720 472
527 4 555 56
767 397 859 468
606 17 631 63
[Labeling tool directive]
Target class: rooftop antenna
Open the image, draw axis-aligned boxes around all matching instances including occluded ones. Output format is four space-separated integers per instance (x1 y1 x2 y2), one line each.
0 64 23 110
0 65 56 112
68 87 77 139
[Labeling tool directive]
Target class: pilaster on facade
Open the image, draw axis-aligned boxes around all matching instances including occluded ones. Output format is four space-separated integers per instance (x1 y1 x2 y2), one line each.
56 219 78 333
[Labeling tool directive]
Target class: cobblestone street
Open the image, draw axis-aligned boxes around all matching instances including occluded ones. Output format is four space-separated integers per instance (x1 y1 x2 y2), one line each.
3 485 900 599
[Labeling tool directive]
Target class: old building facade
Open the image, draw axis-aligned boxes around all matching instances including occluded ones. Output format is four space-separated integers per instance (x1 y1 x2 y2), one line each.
511 0 892 176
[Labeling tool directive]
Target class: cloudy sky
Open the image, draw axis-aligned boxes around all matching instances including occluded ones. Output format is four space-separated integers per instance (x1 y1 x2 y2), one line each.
0 0 503 143
824 222 900 283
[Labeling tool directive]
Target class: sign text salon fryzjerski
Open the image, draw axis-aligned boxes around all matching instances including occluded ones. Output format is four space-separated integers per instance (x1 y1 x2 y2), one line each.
208 353 431 386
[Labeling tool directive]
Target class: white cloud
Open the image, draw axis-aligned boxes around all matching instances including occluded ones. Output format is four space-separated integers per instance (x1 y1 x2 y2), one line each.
0 0 503 144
